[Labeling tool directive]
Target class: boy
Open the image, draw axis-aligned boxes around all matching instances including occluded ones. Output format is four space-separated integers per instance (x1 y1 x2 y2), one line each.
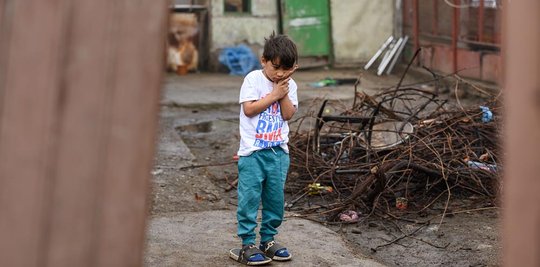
229 32 299 265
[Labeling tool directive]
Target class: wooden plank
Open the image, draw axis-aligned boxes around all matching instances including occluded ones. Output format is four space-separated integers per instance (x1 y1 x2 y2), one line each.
93 1 168 266
43 1 131 266
503 0 540 266
42 1 169 266
0 1 68 266
0 0 168 265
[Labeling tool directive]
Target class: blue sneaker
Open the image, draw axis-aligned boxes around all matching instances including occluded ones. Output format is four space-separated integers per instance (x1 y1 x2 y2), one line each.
247 252 266 262
229 244 272 265
260 240 292 261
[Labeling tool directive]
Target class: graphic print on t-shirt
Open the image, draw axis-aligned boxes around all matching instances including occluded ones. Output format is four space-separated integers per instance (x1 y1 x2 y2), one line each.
254 97 284 148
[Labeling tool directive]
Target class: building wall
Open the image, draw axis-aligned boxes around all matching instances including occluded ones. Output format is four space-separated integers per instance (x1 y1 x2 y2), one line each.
210 0 278 50
208 0 278 70
403 0 501 83
330 0 394 65
208 0 394 68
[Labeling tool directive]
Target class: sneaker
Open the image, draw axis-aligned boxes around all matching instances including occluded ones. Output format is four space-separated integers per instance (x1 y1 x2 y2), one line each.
260 240 292 261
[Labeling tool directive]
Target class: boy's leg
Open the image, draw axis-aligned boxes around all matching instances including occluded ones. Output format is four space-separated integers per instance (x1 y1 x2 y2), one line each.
237 154 264 245
259 148 289 243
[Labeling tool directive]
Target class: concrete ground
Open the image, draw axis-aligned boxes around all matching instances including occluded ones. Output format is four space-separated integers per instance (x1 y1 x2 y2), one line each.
145 67 411 266
159 67 413 107
145 210 385 267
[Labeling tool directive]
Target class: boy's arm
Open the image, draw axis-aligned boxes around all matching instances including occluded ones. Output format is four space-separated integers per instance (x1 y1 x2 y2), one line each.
242 96 279 117
279 95 296 121
243 78 290 117
277 65 298 120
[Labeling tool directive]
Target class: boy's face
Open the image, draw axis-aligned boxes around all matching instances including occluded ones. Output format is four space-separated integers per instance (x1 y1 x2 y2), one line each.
261 57 298 82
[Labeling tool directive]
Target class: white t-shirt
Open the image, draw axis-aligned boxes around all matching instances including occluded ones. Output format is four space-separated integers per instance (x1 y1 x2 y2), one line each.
237 70 299 156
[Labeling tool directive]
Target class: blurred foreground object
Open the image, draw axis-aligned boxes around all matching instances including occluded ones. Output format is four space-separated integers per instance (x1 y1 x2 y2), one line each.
0 1 169 266
503 0 540 266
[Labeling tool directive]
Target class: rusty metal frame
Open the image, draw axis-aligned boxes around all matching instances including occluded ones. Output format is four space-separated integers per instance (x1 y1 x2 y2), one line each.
478 0 485 42
412 0 419 54
452 0 460 73
313 100 371 154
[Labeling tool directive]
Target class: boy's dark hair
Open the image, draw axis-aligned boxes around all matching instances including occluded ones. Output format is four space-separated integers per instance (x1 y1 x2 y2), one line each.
262 32 298 69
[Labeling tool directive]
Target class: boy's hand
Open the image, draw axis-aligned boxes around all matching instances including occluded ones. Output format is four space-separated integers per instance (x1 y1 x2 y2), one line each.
272 77 290 100
271 64 298 100
282 64 299 80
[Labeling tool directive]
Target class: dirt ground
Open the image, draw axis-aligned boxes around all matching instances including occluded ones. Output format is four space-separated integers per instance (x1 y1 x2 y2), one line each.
147 68 501 266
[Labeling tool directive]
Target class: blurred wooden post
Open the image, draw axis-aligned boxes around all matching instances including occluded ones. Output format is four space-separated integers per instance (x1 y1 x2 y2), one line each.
0 1 169 266
503 0 540 266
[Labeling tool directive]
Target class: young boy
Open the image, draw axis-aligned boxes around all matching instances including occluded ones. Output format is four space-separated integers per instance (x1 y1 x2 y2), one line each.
229 32 299 265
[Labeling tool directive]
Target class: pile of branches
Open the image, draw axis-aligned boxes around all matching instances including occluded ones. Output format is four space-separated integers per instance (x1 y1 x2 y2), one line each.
286 84 502 222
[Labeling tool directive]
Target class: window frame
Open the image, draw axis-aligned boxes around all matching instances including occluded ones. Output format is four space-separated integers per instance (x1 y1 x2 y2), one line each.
224 0 251 14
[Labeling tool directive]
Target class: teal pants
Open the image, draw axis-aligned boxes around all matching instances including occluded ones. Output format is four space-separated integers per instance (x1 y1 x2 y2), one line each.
237 147 290 245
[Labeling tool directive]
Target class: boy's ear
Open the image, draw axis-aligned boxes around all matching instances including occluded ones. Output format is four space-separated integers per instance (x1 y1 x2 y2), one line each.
260 57 266 66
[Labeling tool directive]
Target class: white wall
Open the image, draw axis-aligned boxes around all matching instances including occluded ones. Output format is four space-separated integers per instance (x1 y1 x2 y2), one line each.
330 0 394 64
210 0 278 50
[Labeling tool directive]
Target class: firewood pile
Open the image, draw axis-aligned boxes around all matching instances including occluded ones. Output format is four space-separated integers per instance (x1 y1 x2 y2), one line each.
286 83 501 223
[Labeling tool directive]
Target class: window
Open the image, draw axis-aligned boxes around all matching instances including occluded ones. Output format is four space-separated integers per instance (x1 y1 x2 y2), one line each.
224 0 250 13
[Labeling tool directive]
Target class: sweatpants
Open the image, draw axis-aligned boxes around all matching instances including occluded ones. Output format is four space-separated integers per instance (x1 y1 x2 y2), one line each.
236 147 290 246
